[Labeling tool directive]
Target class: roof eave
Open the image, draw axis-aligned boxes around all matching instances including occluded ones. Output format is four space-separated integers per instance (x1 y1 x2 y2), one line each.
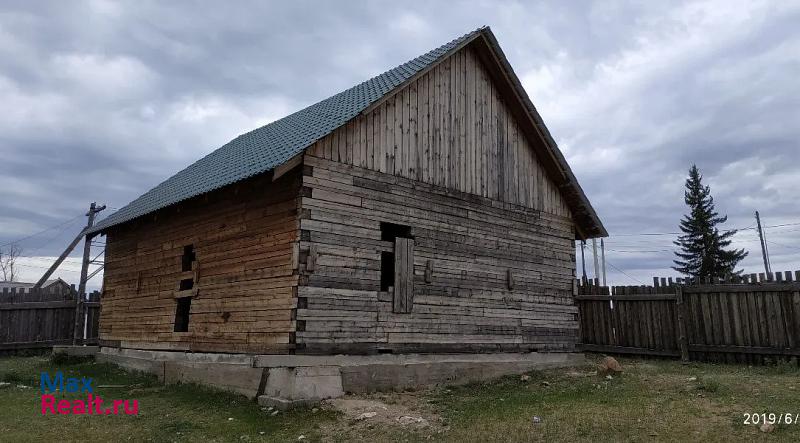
475 29 607 239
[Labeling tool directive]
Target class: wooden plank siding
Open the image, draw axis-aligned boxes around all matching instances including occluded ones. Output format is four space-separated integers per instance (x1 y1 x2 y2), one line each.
296 155 577 354
0 290 101 350
98 170 302 354
307 45 571 219
576 276 800 363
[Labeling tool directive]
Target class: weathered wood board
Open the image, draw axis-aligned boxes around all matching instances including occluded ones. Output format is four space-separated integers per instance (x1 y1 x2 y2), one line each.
99 171 302 354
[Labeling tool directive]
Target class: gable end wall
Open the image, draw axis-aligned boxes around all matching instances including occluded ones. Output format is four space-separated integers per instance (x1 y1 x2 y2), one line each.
296 45 579 354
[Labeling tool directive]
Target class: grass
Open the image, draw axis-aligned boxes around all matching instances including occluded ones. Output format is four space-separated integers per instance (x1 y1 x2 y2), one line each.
1 354 799 442
0 355 338 442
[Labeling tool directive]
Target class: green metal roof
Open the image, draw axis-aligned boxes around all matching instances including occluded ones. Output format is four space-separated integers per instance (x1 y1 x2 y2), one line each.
90 28 483 234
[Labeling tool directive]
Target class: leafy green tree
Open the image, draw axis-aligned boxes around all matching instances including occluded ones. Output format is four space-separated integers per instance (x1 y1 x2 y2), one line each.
672 165 747 279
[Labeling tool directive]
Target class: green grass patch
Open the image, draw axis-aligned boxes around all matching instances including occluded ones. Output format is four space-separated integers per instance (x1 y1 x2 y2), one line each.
0 355 335 442
1 354 799 442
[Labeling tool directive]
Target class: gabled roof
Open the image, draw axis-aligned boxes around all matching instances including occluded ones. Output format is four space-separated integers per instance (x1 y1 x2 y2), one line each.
0 278 69 290
90 26 606 238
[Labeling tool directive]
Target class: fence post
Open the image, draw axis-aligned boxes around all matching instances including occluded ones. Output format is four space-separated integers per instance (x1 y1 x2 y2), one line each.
675 286 690 363
72 292 85 345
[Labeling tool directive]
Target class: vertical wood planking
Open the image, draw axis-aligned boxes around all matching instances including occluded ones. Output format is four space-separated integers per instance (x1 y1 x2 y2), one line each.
392 237 414 314
306 45 572 217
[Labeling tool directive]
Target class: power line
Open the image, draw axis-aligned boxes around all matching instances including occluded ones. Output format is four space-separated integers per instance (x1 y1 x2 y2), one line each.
607 248 674 253
0 214 83 248
15 263 92 273
609 221 799 237
765 239 800 252
22 217 84 258
604 258 645 285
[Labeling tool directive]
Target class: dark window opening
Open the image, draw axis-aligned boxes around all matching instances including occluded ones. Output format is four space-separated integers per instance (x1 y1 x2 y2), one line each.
380 222 412 241
182 244 196 272
179 278 194 291
174 297 192 332
381 251 394 291
380 222 412 291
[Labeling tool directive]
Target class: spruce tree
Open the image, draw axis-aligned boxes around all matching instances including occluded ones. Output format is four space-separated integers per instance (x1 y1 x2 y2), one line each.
672 165 747 279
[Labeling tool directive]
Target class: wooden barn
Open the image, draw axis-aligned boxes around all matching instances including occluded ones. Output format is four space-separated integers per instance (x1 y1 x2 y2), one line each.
89 26 606 359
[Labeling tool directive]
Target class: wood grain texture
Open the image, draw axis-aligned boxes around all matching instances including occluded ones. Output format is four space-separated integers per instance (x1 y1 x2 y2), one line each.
576 279 800 363
307 45 571 219
98 170 302 354
296 155 577 354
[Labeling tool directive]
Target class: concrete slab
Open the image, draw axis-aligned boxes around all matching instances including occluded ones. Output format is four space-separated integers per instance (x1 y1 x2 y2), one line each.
339 352 584 393
97 351 166 381
262 366 344 407
164 361 265 399
253 352 583 368
99 347 584 408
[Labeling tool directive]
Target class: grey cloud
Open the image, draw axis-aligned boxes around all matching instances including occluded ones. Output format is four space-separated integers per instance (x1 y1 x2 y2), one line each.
1 0 798 288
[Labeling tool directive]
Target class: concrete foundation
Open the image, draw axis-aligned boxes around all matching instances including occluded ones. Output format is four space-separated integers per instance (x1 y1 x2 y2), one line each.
98 347 584 408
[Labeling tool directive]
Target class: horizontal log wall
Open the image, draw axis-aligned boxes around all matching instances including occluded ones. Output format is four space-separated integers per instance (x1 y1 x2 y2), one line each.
307 45 570 218
296 155 577 354
99 171 301 354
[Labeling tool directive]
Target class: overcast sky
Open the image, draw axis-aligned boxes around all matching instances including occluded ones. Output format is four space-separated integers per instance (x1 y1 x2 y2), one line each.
1 0 798 289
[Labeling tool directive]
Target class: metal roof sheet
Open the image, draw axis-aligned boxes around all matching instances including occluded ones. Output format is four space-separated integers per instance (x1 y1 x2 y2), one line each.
90 28 482 234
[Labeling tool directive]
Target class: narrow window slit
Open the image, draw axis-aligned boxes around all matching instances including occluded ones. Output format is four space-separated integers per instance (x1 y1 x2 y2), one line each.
182 244 196 272
179 278 194 291
174 297 192 332
381 251 395 291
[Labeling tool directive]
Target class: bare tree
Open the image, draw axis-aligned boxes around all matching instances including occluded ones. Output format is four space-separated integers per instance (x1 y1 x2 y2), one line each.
0 244 22 282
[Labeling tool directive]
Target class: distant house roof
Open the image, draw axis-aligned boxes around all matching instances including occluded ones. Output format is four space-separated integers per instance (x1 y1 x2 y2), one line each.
90 26 606 238
0 278 70 292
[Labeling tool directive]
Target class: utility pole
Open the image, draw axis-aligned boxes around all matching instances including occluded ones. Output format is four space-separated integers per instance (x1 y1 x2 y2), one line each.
73 202 106 345
601 238 607 287
755 211 771 275
580 240 587 283
592 238 600 284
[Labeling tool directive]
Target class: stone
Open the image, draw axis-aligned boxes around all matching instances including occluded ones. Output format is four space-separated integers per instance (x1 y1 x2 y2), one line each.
597 356 622 375
760 423 775 433
397 416 428 426
356 412 377 420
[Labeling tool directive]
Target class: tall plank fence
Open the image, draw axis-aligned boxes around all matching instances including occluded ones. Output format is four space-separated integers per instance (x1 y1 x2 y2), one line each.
0 287 100 352
576 270 800 364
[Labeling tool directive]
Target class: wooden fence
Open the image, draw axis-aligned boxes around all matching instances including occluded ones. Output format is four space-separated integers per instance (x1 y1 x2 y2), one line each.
576 270 800 363
0 287 100 351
